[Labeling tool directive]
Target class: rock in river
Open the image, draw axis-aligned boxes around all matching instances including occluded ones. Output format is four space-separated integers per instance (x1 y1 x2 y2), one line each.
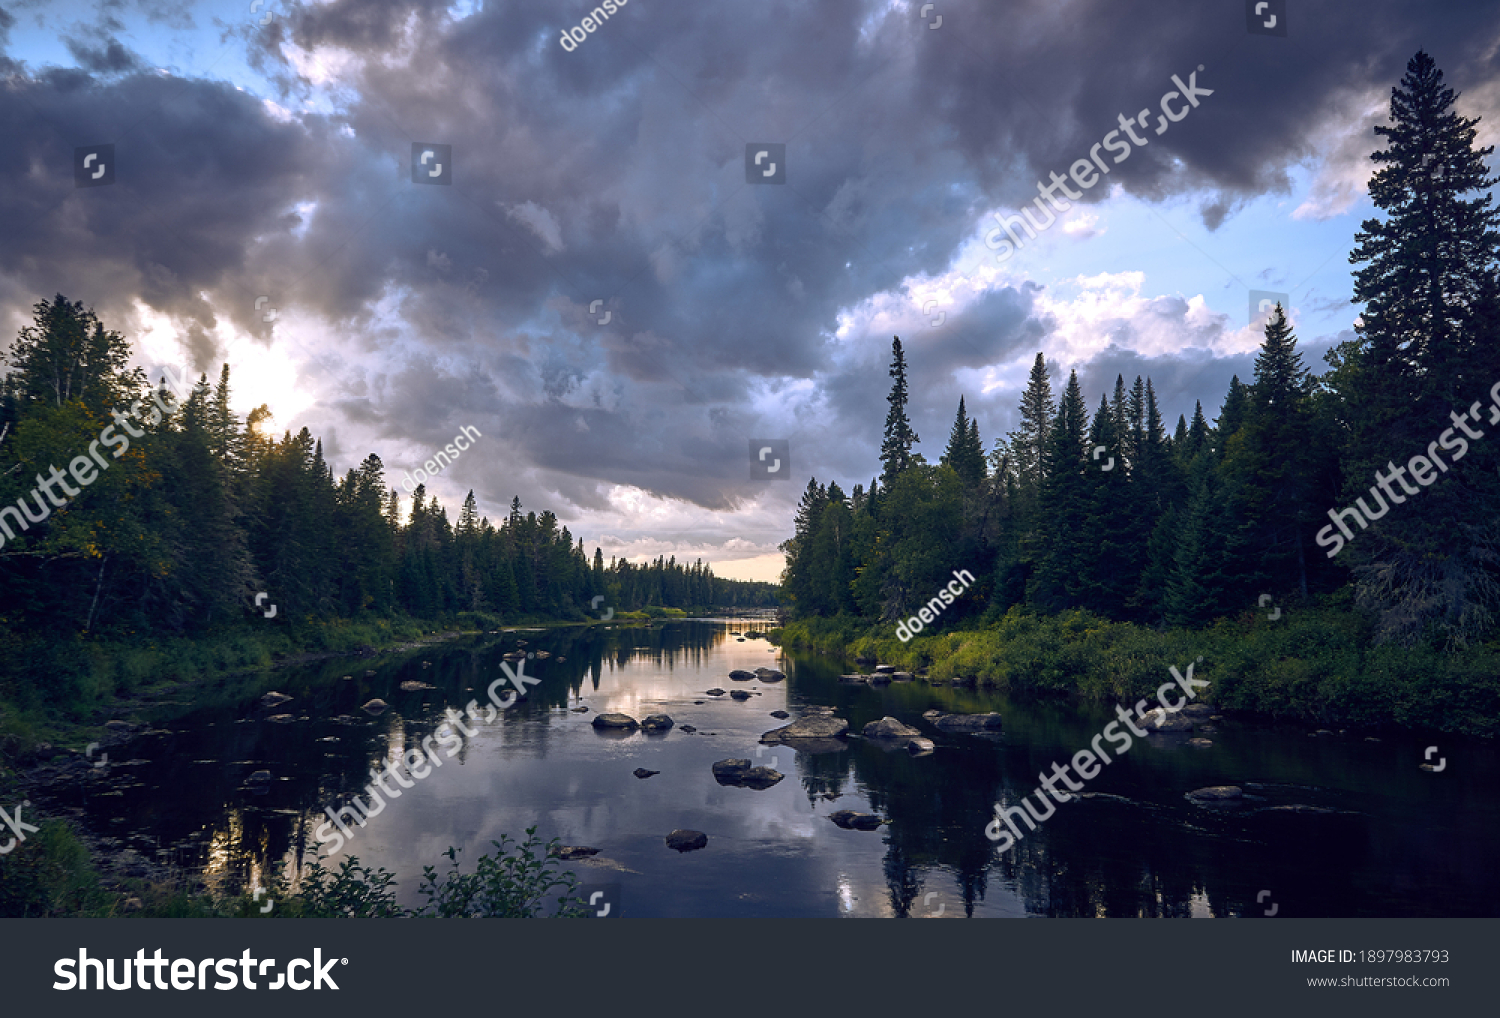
399 680 435 691
729 690 753 701
907 738 935 754
591 713 640 730
754 668 785 682
713 759 753 782
1140 709 1195 732
260 691 293 708
361 699 388 715
930 712 1004 733
557 846 600 861
741 766 784 789
729 670 757 681
639 714 675 731
633 768 659 779
769 710 790 719
665 830 708 852
1186 785 1242 802
862 716 923 740
761 714 850 744
705 688 726 696
713 759 785 789
828 810 883 831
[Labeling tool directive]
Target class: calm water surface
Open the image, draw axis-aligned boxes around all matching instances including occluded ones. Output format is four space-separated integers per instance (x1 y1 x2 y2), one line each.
55 621 1500 917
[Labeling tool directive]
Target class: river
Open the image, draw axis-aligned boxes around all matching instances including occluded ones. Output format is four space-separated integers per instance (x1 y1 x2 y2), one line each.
47 619 1500 917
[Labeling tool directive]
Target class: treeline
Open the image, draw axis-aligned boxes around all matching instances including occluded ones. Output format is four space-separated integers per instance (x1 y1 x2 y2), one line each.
781 51 1500 648
0 299 773 639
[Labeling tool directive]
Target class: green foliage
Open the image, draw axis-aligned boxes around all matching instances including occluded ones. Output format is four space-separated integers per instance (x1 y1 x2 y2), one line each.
0 823 588 919
834 604 1498 737
0 820 110 917
289 856 406 918
415 828 586 918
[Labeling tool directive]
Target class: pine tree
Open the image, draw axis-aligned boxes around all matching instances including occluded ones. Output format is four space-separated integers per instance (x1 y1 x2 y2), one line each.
941 396 985 488
880 337 920 489
1079 391 1138 615
1329 49 1500 643
1008 353 1055 500
1223 306 1319 600
1216 375 1249 444
1028 370 1090 609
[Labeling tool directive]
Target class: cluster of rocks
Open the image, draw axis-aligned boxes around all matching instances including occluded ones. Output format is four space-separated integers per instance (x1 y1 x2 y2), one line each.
711 758 784 789
860 716 933 754
590 713 675 731
1136 702 1220 742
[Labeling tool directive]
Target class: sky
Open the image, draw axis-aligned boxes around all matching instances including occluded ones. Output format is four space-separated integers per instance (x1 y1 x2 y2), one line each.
3 0 1499 582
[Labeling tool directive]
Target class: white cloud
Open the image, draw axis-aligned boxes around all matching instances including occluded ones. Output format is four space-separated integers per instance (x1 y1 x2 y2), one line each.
503 200 565 255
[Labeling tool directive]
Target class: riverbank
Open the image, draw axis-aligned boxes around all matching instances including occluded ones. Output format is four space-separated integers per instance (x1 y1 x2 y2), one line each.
771 603 1500 738
0 606 770 767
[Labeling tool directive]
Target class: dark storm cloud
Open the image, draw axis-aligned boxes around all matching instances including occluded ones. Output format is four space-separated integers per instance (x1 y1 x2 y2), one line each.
2 0 1495 517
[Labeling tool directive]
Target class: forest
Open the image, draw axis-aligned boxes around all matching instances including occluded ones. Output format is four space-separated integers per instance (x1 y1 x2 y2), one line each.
776 54 1500 731
0 300 774 710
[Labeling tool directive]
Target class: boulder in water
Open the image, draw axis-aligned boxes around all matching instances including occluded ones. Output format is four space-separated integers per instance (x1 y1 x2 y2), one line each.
665 830 708 852
591 713 640 729
828 810 883 831
761 715 849 744
862 716 922 740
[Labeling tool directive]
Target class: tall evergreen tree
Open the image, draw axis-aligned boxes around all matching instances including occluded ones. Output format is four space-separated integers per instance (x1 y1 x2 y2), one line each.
1028 370 1090 609
1329 49 1500 643
880 337 920 489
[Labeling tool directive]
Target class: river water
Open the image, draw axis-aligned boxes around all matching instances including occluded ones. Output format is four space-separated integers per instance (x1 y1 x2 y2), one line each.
54 620 1500 917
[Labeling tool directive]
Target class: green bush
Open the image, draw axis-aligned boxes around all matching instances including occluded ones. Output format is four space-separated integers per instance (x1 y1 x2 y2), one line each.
0 821 110 917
